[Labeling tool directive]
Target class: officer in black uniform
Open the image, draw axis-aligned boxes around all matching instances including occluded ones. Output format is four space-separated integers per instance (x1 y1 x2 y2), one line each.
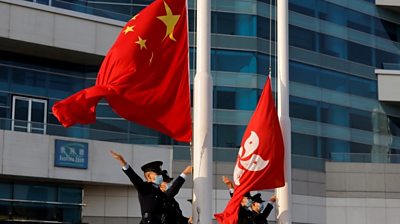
160 170 192 224
221 176 254 224
250 193 276 224
110 150 169 224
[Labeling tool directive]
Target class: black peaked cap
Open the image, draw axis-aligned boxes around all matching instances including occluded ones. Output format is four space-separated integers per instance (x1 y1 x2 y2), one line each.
251 193 265 203
161 170 174 182
141 161 163 174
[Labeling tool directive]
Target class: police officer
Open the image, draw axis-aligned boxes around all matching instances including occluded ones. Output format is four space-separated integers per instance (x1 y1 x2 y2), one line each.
160 170 193 224
221 176 254 224
110 150 169 224
250 193 276 224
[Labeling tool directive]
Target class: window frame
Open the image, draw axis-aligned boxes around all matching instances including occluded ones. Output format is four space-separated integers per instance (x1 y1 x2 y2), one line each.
11 95 47 134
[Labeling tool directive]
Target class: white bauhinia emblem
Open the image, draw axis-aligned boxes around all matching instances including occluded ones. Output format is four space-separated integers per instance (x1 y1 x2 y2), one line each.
233 131 270 186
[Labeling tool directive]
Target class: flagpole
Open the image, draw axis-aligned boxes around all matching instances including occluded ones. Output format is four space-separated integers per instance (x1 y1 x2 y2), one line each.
276 0 292 223
193 0 212 222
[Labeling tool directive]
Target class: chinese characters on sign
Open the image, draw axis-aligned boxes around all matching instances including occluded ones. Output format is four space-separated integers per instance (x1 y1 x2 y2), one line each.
54 139 88 169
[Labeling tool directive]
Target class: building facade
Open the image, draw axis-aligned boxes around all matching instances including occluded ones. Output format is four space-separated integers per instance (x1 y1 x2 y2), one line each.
0 0 400 223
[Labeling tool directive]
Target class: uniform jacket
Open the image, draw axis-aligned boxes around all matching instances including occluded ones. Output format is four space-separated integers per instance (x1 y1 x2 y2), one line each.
123 165 167 224
164 176 189 224
251 203 273 224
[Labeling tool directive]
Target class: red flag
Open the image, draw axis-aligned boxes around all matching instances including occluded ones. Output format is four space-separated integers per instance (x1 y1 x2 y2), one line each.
214 76 285 224
52 0 192 142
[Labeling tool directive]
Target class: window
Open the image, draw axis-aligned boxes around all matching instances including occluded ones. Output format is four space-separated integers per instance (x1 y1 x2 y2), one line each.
319 34 347 58
214 124 246 148
12 96 47 134
289 0 316 17
347 41 372 66
212 12 256 36
289 61 319 86
289 25 316 51
214 87 257 110
292 133 320 157
289 96 319 121
321 103 349 127
350 109 372 131
212 50 257 73
0 181 82 223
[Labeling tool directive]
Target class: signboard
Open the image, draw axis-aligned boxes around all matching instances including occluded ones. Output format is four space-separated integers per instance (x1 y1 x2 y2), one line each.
54 139 88 169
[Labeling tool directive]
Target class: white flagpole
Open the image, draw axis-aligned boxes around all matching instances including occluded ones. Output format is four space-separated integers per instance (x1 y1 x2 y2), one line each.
276 0 292 223
193 0 212 222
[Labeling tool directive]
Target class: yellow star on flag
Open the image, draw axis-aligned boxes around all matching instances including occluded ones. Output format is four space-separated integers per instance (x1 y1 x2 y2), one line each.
135 36 147 50
130 14 138 21
157 1 180 41
123 25 134 35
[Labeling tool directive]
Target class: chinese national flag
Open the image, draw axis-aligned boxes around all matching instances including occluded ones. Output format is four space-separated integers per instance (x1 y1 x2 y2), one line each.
52 0 192 142
214 76 285 224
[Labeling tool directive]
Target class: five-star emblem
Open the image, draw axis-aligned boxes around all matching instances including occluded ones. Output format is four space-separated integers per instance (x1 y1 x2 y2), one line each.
135 36 147 50
157 1 180 41
123 25 134 35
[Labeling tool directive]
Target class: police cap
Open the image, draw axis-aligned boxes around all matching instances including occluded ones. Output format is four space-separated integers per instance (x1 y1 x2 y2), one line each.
161 170 173 182
251 193 265 203
141 161 163 174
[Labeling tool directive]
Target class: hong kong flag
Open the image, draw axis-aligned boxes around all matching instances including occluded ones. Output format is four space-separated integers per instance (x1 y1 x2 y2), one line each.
215 76 285 224
52 0 192 142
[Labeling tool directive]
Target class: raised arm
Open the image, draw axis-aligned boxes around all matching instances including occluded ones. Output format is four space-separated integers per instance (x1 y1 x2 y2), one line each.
259 195 276 220
165 165 192 197
110 150 146 192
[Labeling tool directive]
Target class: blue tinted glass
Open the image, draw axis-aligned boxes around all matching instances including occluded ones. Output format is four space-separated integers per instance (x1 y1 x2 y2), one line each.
347 41 372 66
59 205 81 223
212 12 256 36
318 2 346 26
214 87 257 110
188 10 195 32
214 50 257 73
319 34 347 58
189 48 195 69
257 54 275 75
375 49 400 69
214 124 246 148
258 0 276 5
48 75 85 99
321 103 349 126
388 116 400 137
320 69 348 92
290 96 318 121
0 182 12 198
87 0 132 16
11 68 47 96
0 107 9 121
0 65 10 90
0 92 8 107
257 17 276 41
289 0 316 17
292 133 319 157
14 184 57 201
351 142 371 154
289 61 319 85
374 18 400 42
322 137 350 161
289 25 316 51
347 9 372 33
36 0 49 4
350 109 372 131
58 187 82 203
349 76 377 98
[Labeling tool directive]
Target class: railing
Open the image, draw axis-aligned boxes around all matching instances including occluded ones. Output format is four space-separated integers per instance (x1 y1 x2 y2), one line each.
330 152 400 163
22 0 136 21
0 118 160 145
292 154 326 171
